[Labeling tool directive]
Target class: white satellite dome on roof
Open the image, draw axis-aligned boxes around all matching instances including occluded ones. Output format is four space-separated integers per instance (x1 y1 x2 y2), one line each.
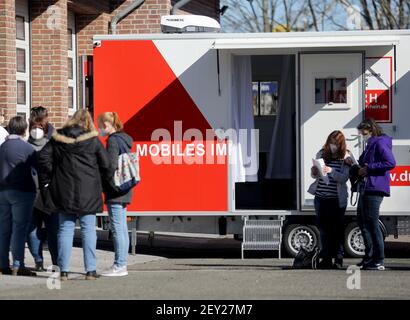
160 15 221 33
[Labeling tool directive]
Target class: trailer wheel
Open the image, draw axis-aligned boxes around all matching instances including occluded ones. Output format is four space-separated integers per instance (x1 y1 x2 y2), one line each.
344 223 365 258
283 224 320 257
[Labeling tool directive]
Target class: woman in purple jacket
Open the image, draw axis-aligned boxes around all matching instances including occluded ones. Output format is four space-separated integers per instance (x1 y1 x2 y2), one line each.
356 119 396 271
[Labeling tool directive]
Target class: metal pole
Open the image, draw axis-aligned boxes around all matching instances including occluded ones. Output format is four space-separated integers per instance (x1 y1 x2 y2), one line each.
131 217 137 255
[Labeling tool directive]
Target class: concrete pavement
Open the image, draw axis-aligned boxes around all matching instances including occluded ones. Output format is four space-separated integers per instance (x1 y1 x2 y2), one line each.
1 246 410 299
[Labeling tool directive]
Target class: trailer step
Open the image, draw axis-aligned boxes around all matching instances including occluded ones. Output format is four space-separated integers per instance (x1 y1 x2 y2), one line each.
241 217 283 259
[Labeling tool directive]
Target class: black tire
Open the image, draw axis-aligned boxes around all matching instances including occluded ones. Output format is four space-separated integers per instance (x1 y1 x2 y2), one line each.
283 224 320 257
344 221 387 258
344 222 365 258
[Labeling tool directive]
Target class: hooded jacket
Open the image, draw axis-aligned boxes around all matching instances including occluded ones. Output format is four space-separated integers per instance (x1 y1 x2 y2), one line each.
104 131 134 204
359 134 396 197
38 125 110 215
28 135 49 213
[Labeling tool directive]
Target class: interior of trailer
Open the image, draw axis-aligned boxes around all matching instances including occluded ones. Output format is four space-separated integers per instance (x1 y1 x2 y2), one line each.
234 54 297 210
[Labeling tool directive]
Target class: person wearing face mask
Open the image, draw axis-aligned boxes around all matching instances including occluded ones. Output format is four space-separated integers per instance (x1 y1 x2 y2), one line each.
97 112 134 277
26 117 58 271
308 130 357 269
0 112 8 146
356 119 396 271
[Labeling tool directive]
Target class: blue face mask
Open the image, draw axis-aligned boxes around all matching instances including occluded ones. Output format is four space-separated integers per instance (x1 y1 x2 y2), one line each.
99 129 108 137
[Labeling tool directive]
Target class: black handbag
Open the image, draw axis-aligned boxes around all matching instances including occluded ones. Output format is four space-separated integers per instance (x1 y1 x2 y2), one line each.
349 164 364 206
292 246 320 270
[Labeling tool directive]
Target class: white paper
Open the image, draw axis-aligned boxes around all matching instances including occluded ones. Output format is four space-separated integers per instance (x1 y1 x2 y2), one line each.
312 158 329 185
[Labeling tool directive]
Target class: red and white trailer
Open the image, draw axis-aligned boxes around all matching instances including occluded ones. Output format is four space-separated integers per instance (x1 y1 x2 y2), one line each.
92 29 410 257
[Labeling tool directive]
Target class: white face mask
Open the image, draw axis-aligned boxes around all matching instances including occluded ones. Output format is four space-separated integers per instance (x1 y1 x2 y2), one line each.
329 143 338 154
30 128 44 140
362 133 370 142
99 128 108 137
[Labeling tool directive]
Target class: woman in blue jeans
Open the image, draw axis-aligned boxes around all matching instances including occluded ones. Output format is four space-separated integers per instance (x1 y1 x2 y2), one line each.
97 112 134 277
356 119 396 271
0 116 37 276
38 110 110 281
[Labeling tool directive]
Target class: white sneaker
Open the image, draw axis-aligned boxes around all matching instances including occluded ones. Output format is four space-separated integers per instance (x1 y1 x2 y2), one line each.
101 265 128 277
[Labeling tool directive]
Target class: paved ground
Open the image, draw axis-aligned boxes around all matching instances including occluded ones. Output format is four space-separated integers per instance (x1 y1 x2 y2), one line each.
0 236 409 300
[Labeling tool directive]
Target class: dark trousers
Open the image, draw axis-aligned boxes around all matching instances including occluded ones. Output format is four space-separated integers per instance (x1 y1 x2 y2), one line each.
314 197 346 261
357 194 384 263
27 208 59 266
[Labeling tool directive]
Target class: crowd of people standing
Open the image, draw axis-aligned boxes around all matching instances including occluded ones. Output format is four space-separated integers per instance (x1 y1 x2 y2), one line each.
0 107 134 280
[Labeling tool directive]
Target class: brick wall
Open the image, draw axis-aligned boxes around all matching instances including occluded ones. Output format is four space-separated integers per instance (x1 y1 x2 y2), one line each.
0 0 16 124
112 0 172 34
77 13 110 56
31 0 68 128
0 0 220 129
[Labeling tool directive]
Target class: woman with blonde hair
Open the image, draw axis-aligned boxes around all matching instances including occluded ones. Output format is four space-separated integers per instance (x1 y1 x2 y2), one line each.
97 111 133 277
38 109 110 281
308 130 356 269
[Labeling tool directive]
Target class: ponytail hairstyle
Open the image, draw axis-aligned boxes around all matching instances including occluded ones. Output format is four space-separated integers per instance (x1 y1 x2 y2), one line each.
97 112 123 132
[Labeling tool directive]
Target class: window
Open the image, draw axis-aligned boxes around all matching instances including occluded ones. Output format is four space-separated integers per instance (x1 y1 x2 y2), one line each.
315 78 347 104
68 86 74 109
17 112 27 121
16 48 26 73
252 81 279 116
15 0 30 119
17 81 26 105
15 16 25 40
67 12 77 112
67 28 73 50
68 57 73 79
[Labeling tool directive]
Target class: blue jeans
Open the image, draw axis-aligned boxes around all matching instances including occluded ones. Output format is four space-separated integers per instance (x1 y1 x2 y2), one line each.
57 213 97 273
107 203 129 267
0 190 36 269
27 208 59 266
357 194 384 263
314 197 346 261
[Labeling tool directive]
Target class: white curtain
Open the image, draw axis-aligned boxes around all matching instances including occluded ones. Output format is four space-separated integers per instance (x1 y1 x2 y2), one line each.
231 56 258 183
265 55 293 179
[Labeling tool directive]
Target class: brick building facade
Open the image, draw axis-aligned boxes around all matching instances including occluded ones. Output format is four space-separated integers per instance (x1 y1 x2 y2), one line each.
0 0 220 128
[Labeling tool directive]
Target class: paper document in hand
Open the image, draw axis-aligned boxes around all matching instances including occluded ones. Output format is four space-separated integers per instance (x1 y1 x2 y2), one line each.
312 158 329 185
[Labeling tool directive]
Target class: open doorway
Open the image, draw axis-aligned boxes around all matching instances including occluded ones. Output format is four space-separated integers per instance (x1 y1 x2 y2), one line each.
235 54 297 210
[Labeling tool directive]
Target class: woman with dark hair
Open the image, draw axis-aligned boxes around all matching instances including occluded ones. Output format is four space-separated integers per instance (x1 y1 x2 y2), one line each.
26 116 59 271
356 119 396 271
308 130 356 269
0 116 37 276
38 109 110 281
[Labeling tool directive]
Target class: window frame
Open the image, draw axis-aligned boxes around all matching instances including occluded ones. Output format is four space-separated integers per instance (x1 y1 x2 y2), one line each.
15 0 30 120
313 72 352 110
67 11 77 113
252 80 279 117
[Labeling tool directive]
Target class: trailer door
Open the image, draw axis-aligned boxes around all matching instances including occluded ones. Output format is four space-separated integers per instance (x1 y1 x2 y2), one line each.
300 52 364 210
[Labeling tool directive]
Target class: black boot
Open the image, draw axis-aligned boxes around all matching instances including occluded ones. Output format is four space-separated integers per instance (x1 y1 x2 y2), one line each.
318 258 333 270
333 258 343 270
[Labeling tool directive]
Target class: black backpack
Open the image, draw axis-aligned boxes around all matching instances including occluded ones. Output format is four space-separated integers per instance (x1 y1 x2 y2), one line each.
292 246 320 270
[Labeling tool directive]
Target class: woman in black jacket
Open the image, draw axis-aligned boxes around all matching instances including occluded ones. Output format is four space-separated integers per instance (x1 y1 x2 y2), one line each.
27 115 59 271
38 109 110 281
97 112 133 277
